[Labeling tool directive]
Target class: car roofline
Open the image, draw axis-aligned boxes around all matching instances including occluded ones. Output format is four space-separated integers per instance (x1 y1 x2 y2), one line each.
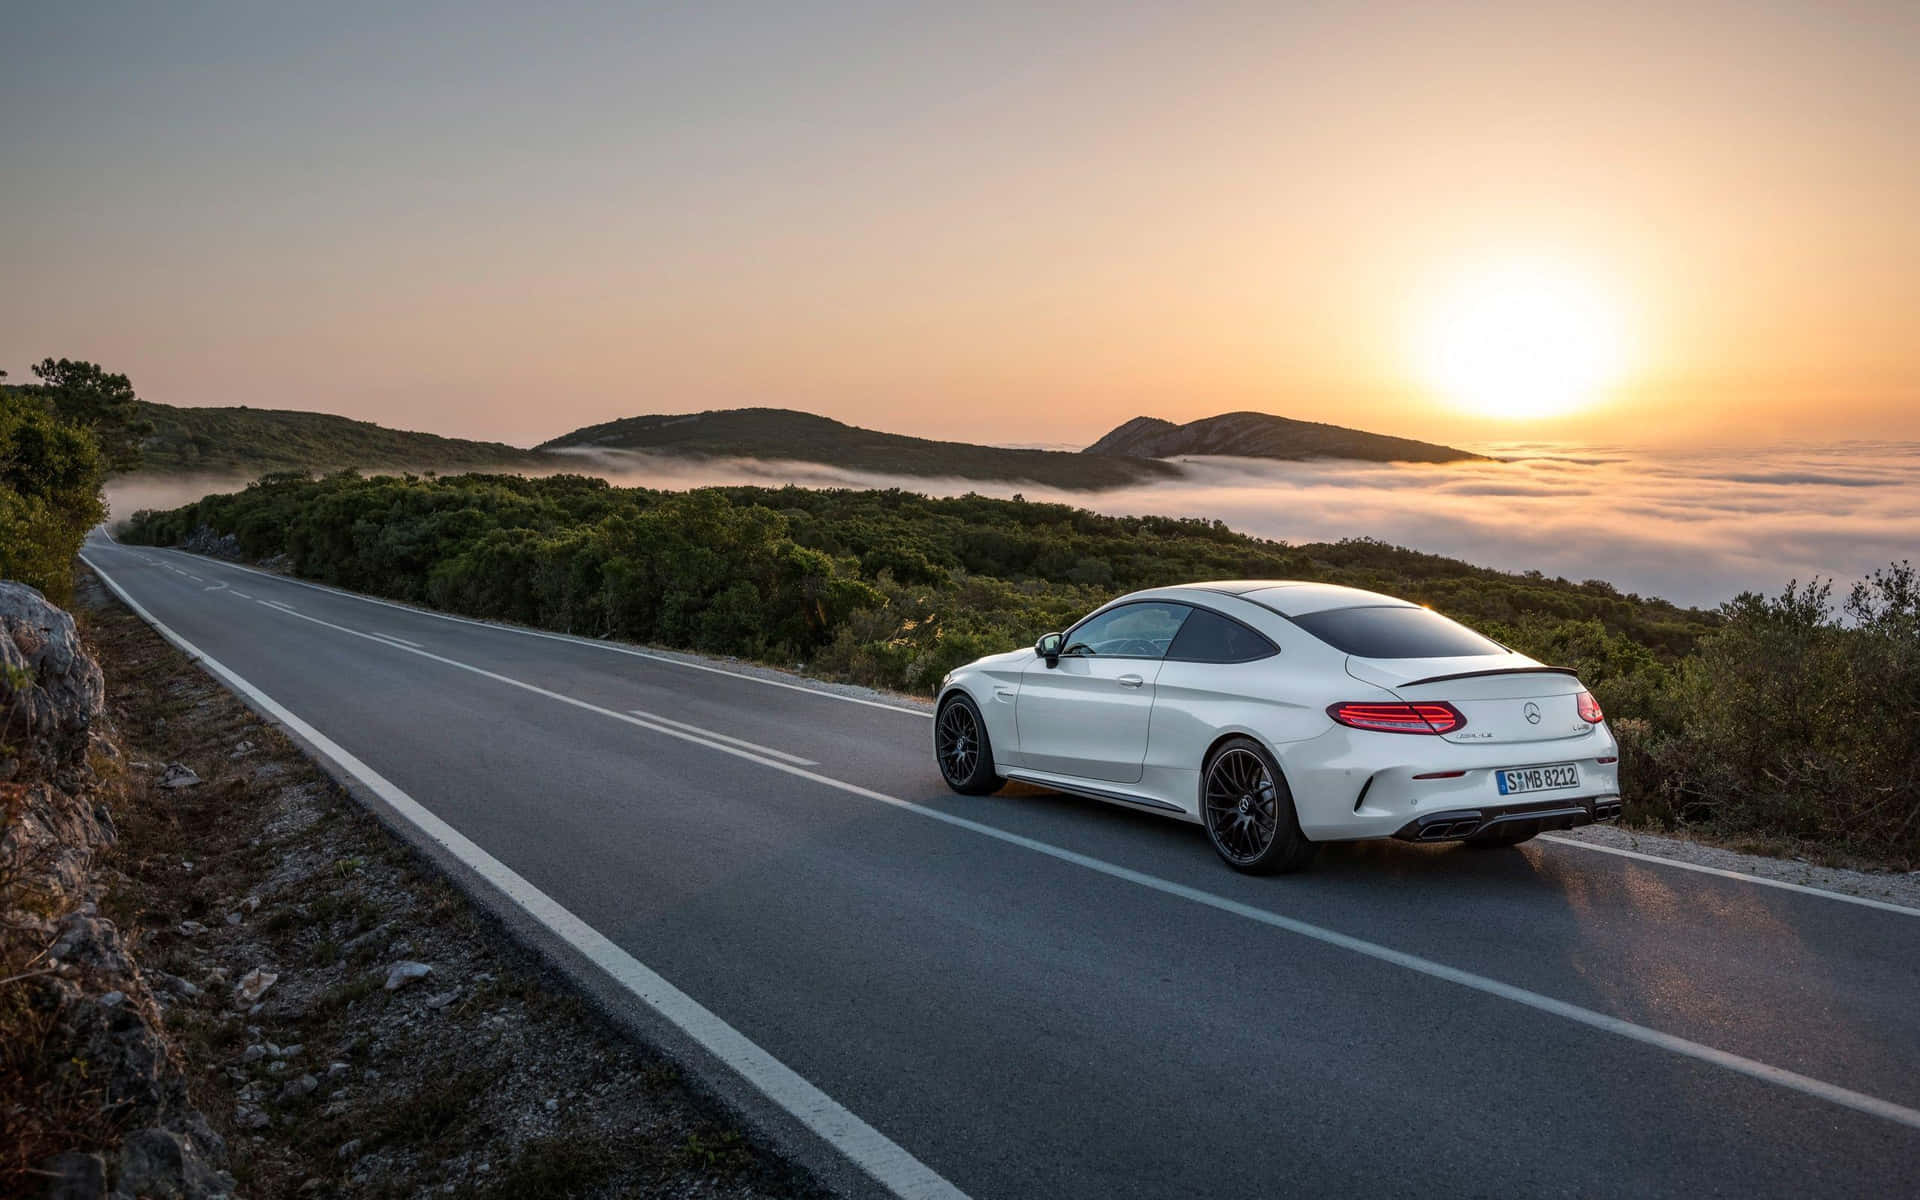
1181 582 1416 618
1125 581 1412 609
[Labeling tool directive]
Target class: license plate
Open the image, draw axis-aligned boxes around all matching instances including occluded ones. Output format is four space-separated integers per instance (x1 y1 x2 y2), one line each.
1496 763 1581 795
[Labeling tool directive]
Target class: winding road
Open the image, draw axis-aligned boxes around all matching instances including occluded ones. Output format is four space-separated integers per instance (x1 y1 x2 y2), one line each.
81 534 1920 1199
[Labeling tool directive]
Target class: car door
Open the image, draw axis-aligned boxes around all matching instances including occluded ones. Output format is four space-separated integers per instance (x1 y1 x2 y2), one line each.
1015 601 1189 783
1143 605 1288 781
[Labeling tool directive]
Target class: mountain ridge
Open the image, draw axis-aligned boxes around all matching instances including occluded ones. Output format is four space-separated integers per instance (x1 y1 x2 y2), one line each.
1083 410 1487 463
538 406 1180 489
135 402 557 475
127 401 1487 486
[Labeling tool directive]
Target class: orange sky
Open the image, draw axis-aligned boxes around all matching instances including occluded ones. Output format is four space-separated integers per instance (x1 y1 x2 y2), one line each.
5 2 1916 449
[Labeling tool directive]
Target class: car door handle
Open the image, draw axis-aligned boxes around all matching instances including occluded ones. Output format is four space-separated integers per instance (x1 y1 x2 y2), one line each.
1117 674 1145 688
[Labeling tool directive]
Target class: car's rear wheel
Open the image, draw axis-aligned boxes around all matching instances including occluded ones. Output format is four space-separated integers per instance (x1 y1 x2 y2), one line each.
935 694 1004 795
1467 823 1538 848
1201 737 1316 874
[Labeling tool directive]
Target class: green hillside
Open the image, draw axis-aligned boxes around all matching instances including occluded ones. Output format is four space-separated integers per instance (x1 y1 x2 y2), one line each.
1085 411 1488 463
132 401 1489 487
136 402 556 475
539 407 1181 490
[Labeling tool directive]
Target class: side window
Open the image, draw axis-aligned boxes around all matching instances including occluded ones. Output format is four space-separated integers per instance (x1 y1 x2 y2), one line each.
1166 607 1278 664
1063 602 1190 659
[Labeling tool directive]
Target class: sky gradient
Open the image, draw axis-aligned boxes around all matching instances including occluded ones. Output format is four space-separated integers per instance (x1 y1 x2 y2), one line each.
6 1 1916 448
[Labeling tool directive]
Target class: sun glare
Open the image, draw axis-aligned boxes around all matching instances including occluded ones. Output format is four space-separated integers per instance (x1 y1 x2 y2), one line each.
1415 260 1630 420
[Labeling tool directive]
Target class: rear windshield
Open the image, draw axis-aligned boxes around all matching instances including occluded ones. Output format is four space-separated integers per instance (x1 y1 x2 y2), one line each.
1291 605 1505 659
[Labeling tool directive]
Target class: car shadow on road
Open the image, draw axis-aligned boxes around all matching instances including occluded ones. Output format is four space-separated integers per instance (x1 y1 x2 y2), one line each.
985 780 1590 903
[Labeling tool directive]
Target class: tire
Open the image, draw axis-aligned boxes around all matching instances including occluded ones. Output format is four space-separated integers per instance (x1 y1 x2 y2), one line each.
935 694 1004 795
1467 823 1538 848
1200 736 1317 874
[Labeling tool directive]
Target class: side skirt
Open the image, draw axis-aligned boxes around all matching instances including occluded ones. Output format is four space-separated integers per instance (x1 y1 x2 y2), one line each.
1002 769 1196 820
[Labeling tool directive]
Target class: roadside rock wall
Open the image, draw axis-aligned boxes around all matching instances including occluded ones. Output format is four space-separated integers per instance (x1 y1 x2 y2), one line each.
1 581 105 786
1 580 233 1199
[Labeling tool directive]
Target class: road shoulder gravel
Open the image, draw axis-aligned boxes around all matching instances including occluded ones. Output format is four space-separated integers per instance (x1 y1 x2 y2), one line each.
1551 823 1920 912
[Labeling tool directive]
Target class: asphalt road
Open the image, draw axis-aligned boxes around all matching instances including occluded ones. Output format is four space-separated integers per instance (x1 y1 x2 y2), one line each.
82 535 1920 1198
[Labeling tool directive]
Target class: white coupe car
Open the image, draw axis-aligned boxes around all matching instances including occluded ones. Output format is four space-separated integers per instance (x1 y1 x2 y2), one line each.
933 580 1621 873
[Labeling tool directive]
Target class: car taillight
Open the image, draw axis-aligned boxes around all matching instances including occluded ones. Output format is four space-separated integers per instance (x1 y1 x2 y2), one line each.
1577 691 1604 723
1327 702 1467 735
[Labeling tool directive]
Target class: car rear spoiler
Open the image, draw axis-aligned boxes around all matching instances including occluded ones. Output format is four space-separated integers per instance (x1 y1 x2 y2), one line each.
1394 665 1581 688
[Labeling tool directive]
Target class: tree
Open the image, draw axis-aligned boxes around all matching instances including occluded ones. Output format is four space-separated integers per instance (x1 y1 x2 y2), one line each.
0 388 106 602
28 358 152 472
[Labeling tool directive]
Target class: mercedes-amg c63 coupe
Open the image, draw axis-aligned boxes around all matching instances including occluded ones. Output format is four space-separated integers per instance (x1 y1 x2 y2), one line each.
933 580 1621 873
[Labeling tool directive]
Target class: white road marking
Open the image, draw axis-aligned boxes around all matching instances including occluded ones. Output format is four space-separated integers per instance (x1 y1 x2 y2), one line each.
232 590 252 600
203 581 228 593
1539 834 1920 918
82 550 1920 1136
370 633 424 649
186 574 203 582
262 600 296 612
116 544 930 718
239 602 823 775
96 542 1912 917
628 709 818 766
81 551 967 1200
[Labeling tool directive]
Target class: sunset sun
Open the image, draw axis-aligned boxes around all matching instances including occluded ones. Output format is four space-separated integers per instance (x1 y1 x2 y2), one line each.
1416 260 1630 420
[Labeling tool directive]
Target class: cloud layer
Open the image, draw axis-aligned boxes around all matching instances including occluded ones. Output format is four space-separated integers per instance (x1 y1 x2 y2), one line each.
542 443 1918 609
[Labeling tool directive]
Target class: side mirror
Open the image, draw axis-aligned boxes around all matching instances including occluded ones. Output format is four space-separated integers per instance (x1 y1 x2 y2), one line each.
1035 632 1063 667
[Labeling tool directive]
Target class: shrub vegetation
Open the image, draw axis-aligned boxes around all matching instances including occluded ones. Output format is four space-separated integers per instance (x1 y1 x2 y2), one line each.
0 381 106 604
133 402 553 475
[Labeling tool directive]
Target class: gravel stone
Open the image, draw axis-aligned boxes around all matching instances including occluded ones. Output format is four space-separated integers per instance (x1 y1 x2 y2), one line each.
233 967 278 1006
384 960 432 990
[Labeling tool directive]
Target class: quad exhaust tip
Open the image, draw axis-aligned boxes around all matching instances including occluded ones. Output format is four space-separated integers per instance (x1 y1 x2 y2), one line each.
1414 816 1484 842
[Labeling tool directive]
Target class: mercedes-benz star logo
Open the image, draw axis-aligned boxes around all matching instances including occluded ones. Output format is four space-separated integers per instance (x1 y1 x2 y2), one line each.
1524 702 1542 725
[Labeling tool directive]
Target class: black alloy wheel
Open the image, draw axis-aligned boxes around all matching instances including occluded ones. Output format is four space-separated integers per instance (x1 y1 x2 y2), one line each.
936 695 1003 795
1201 737 1316 874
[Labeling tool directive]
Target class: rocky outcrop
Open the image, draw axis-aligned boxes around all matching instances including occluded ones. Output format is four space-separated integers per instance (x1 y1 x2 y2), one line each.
180 527 243 561
1 581 105 785
42 1129 234 1200
1 582 233 1198
2 583 114 910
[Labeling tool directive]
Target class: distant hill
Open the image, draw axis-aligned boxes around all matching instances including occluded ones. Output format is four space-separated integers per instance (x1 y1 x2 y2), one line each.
1085 412 1488 464
135 403 557 475
539 407 1181 489
129 401 1483 486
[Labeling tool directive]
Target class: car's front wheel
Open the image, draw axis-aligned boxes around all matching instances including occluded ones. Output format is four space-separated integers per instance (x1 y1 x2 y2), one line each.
935 694 1004 795
1201 737 1316 874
